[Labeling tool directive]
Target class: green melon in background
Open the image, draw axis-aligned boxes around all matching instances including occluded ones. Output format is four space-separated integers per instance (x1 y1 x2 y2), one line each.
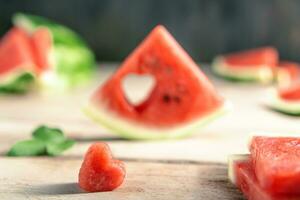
13 13 96 91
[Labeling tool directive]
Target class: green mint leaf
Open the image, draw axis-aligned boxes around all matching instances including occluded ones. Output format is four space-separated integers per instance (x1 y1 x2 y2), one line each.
32 125 65 143
7 125 76 157
7 139 46 157
46 139 75 156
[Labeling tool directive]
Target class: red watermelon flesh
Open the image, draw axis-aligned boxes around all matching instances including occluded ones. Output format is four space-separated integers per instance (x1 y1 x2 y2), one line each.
232 156 300 200
277 61 300 82
278 84 300 101
0 27 36 76
30 28 52 73
250 136 300 195
91 25 224 127
78 143 126 192
223 47 278 68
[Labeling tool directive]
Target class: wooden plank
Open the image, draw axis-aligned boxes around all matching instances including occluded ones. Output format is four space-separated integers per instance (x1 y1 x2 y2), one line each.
0 157 244 200
1 64 300 163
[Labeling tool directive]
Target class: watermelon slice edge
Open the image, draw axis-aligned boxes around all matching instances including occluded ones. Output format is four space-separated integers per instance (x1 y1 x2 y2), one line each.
0 72 35 93
265 88 300 116
84 100 230 140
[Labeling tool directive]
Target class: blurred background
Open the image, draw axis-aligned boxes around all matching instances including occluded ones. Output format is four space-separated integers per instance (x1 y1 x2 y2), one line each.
1 0 300 62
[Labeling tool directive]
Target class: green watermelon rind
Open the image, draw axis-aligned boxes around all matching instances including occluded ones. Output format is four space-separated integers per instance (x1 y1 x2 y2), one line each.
228 154 249 185
266 89 300 115
212 57 274 83
0 71 35 94
13 13 96 90
83 101 231 140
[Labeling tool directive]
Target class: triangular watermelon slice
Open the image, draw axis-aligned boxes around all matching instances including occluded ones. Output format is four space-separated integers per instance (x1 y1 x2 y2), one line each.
13 13 96 91
0 27 36 93
212 47 278 83
84 25 229 140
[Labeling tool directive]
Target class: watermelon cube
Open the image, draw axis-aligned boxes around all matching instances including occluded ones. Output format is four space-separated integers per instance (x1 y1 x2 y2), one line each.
250 136 300 195
229 155 300 200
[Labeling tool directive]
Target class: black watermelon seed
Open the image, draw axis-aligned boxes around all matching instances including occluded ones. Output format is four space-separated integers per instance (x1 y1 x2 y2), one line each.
162 94 171 103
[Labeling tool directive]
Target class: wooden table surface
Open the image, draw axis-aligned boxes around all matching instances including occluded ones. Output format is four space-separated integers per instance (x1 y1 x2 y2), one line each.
1 63 300 199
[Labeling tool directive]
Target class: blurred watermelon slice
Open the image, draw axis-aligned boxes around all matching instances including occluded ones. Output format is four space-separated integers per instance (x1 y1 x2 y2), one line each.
266 87 300 115
266 61 300 115
278 84 300 102
0 27 35 93
276 61 300 87
13 13 96 91
212 47 278 83
85 25 229 140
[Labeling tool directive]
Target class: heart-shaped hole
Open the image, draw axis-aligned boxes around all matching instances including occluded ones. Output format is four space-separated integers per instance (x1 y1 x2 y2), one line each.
121 74 156 106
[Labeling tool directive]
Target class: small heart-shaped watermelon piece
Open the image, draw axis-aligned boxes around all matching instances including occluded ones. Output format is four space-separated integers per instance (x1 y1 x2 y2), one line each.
78 143 126 192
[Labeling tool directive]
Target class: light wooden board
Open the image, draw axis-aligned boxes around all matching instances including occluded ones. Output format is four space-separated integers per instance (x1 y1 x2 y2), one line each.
0 157 243 200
